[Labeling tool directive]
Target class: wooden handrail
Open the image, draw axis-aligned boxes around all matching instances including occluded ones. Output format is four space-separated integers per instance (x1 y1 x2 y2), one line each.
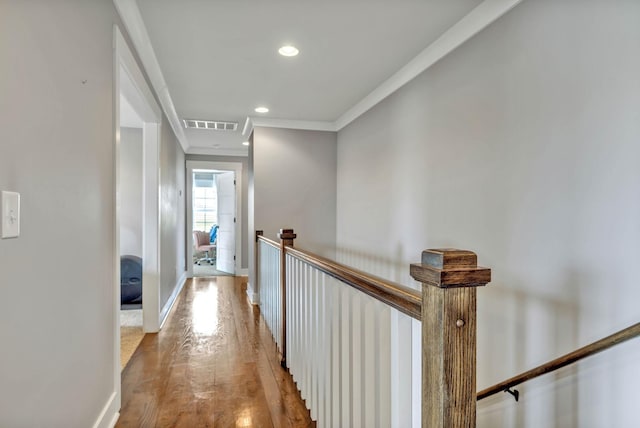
257 234 280 249
285 246 422 320
257 231 490 427
257 232 639 423
477 322 640 401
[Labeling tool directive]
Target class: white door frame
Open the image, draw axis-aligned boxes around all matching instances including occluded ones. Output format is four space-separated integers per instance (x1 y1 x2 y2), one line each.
186 160 243 277
114 25 162 406
214 171 236 274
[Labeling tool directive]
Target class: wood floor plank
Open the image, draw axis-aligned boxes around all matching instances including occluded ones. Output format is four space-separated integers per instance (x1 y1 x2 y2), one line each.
117 276 314 428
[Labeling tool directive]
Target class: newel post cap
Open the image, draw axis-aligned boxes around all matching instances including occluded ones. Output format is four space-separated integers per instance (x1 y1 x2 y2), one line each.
277 228 297 241
410 248 491 288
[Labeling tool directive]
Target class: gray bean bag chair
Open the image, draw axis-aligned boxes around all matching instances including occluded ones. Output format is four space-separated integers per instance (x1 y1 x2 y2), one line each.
121 255 142 304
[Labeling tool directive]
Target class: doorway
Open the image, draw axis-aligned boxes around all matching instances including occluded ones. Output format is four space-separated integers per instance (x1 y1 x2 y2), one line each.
114 26 163 403
187 161 242 278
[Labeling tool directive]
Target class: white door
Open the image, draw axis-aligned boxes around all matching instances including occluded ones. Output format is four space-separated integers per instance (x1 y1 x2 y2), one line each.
216 171 236 274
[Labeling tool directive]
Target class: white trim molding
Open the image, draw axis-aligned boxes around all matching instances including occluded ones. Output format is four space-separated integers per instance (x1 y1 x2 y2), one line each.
242 117 253 138
142 122 162 333
113 25 164 424
160 271 187 329
246 284 259 306
186 160 244 276
115 25 163 335
250 117 337 132
113 0 188 152
187 146 249 157
91 391 119 428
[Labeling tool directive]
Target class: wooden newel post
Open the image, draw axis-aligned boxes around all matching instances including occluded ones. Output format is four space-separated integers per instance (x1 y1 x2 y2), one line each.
277 228 296 367
410 249 491 428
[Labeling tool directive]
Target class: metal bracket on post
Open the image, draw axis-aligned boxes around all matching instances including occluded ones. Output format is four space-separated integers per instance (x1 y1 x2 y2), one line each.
504 388 519 402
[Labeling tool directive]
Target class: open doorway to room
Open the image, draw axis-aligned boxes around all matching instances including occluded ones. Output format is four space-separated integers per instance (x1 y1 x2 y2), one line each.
114 27 163 382
187 161 242 278
191 170 223 277
117 95 144 367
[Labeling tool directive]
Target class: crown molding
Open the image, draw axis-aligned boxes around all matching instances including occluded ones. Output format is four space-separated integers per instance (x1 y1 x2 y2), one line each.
186 147 249 157
242 116 253 138
251 117 337 132
334 0 523 131
113 0 190 153
114 0 522 143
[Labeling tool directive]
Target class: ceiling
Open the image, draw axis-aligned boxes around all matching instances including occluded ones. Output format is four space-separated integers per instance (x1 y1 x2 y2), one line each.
121 0 505 155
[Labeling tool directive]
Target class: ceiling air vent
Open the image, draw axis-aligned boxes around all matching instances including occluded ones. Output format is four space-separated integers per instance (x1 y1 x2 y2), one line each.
183 119 238 131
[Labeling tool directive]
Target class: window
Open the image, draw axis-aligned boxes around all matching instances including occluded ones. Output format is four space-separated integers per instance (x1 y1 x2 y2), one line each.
193 172 217 232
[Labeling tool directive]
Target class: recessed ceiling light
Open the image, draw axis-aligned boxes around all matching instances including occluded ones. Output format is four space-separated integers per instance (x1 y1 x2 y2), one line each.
278 45 299 57
254 106 269 113
242 141 250 146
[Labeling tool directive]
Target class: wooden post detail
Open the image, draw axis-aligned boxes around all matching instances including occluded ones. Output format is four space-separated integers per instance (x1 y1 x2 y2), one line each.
410 249 491 428
278 228 296 367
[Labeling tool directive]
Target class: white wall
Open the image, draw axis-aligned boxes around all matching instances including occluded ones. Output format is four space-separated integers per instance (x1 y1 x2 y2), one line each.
0 1 187 425
160 119 186 311
336 1 640 427
253 127 337 256
119 127 143 257
0 1 122 426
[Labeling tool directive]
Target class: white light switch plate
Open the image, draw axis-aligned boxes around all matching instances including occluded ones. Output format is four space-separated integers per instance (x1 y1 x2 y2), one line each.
1 191 20 239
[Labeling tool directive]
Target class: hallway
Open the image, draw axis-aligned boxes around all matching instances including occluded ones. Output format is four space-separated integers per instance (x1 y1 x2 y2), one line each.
117 277 314 427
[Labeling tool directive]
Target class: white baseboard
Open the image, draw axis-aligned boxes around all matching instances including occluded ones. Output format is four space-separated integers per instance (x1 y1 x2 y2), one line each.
238 268 248 276
92 391 119 428
160 271 187 329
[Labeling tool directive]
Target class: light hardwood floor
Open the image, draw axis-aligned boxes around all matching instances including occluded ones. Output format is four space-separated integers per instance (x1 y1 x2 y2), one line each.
116 276 314 428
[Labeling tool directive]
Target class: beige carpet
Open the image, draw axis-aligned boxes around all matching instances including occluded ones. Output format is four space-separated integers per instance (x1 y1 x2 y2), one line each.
193 262 232 277
120 309 144 369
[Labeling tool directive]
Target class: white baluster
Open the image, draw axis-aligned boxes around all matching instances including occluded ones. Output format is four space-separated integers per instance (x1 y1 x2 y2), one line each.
289 257 297 374
309 268 318 421
273 257 418 428
286 255 293 372
318 272 327 428
390 311 412 428
330 277 341 428
377 303 392 427
363 298 376 428
351 287 363 428
304 264 313 407
411 318 421 428
339 285 351 426
299 262 308 402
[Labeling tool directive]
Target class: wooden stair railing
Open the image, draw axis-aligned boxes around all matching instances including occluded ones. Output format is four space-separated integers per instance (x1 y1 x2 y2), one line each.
284 245 422 320
477 321 640 402
256 229 491 428
256 228 640 427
